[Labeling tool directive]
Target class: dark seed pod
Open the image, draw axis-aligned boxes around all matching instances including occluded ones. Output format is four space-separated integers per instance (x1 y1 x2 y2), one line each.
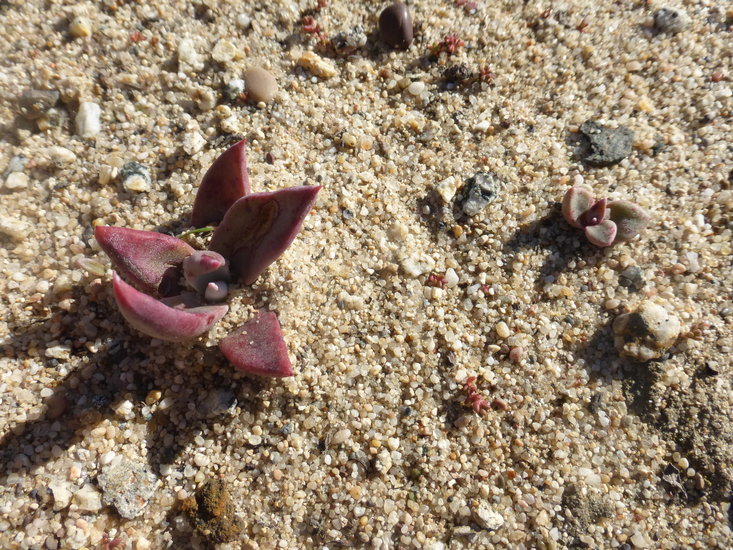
379 2 413 49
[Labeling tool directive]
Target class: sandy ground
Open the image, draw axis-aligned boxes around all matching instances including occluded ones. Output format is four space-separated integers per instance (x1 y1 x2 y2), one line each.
0 0 732 548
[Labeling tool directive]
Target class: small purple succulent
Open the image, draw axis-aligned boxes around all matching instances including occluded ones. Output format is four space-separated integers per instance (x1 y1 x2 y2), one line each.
562 185 649 247
92 140 320 377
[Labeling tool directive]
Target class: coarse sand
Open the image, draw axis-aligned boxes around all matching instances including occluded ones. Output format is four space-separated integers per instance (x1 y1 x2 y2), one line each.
0 1 731 548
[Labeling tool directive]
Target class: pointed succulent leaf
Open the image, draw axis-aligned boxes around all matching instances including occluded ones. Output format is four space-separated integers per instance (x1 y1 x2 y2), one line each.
183 250 230 296
219 309 293 377
112 273 227 342
562 185 595 228
580 198 608 227
95 226 194 295
584 219 617 247
209 185 321 285
608 200 650 241
191 139 251 227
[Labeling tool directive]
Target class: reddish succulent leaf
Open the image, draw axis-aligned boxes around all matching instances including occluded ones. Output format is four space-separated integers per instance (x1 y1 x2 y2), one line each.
608 200 650 241
112 273 227 342
209 186 321 285
219 310 293 377
562 185 594 229
584 219 617 247
191 139 251 227
95 226 194 295
580 198 608 227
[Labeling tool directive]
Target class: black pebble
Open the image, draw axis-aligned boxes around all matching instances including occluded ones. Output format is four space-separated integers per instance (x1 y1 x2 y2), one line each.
579 120 634 167
379 2 413 49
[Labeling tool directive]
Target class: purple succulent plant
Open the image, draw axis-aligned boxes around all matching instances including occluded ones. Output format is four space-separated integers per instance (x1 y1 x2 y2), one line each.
562 185 649 247
93 140 320 377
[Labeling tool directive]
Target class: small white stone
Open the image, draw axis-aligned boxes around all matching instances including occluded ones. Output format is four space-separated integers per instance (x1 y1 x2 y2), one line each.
387 437 400 451
47 146 77 164
98 165 118 186
100 451 116 465
75 102 101 138
113 399 134 417
49 480 73 511
407 81 425 96
375 449 393 475
630 530 649 548
193 453 210 467
444 268 459 288
182 131 206 155
236 14 252 29
495 321 511 339
400 254 435 278
4 172 28 190
73 484 103 512
435 176 457 203
473 503 504 530
178 38 204 72
123 174 151 193
332 429 352 445
474 119 491 132
212 39 238 63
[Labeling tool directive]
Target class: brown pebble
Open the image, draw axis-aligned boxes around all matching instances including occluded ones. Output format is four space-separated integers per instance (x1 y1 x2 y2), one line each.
379 2 413 50
45 393 67 419
243 67 277 104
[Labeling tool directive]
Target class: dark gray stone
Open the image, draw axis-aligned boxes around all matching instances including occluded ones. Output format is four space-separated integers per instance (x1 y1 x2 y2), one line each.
98 457 157 519
619 266 645 290
580 121 634 166
200 388 237 418
456 172 502 217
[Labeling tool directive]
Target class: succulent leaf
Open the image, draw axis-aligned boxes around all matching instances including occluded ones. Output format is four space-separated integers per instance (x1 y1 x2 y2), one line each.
562 186 595 229
95 226 194 295
112 273 227 342
608 200 650 241
191 139 251 227
580 198 608 227
584 219 617 247
209 186 321 285
219 309 293 377
183 250 230 297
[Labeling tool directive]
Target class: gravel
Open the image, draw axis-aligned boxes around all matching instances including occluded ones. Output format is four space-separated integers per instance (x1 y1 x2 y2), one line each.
0 1 730 548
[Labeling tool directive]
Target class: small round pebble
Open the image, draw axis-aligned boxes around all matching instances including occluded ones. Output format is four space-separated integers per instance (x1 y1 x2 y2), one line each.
4 172 28 191
243 67 277 104
379 2 413 50
407 81 425 96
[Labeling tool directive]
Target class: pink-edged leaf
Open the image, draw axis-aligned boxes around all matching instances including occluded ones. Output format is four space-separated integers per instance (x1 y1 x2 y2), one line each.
562 185 595 229
580 198 609 227
112 272 227 342
191 139 251 227
219 309 293 377
95 226 194 295
608 200 650 241
209 185 321 285
584 219 617 247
